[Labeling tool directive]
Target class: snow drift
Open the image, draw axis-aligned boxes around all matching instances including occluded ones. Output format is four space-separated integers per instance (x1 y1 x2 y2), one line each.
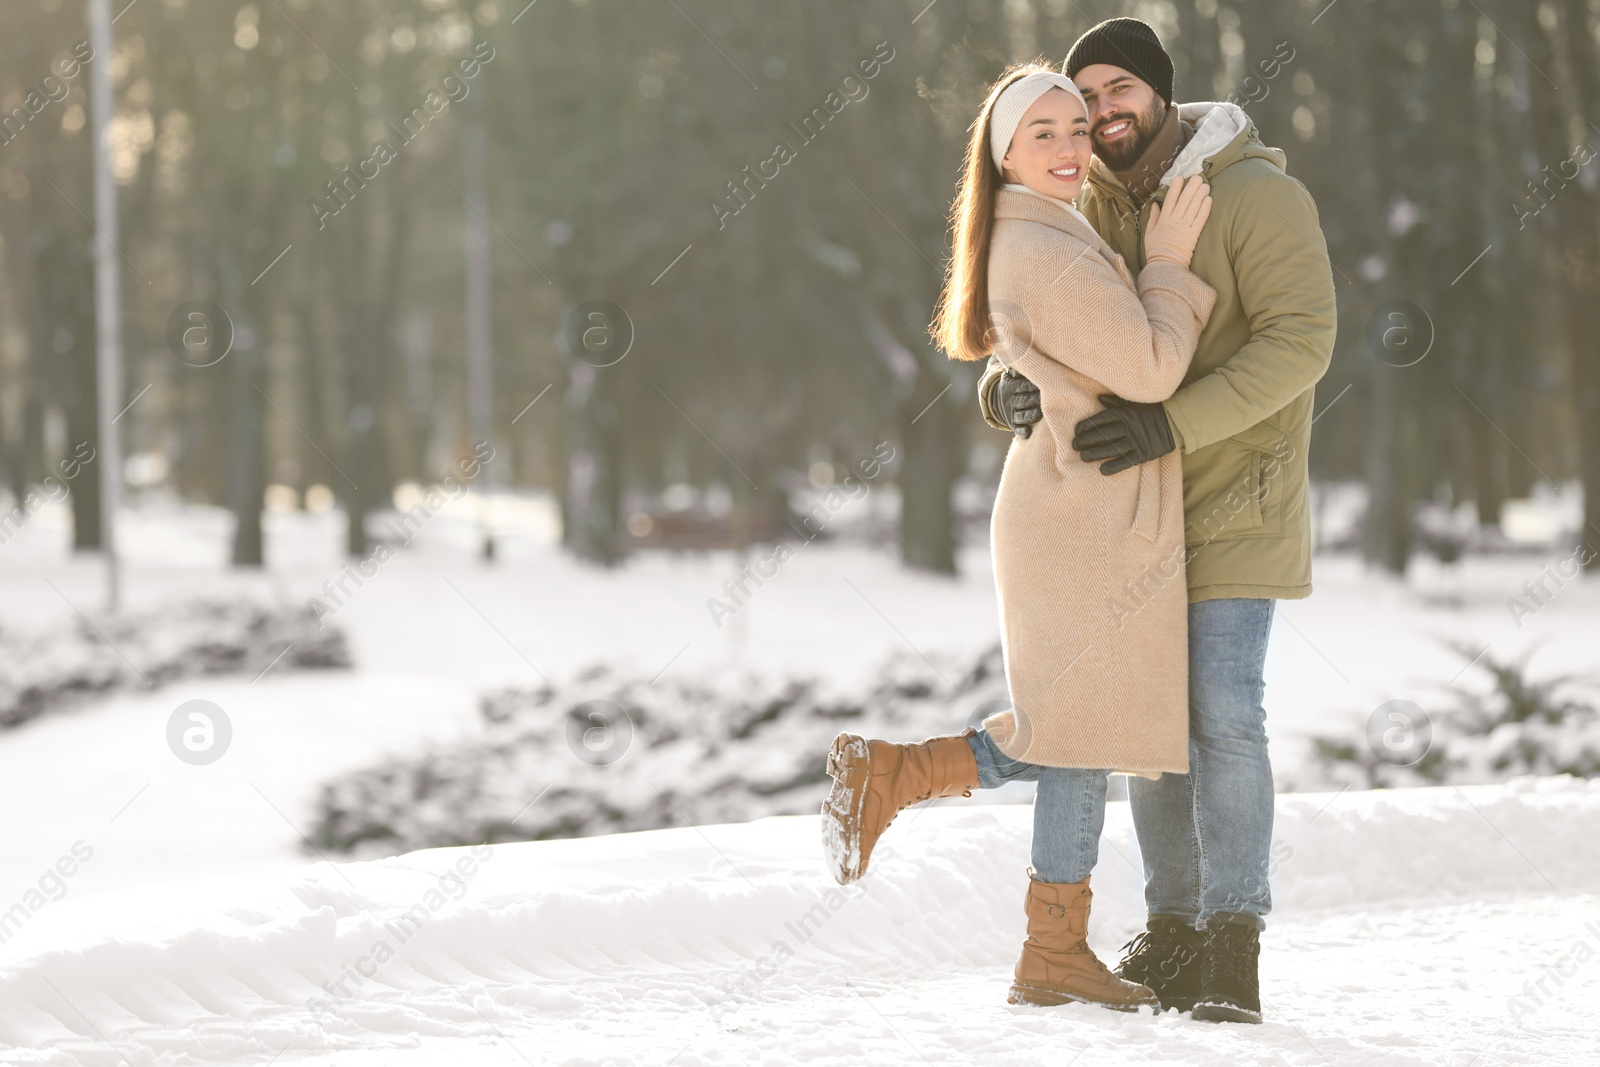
2 777 1597 1066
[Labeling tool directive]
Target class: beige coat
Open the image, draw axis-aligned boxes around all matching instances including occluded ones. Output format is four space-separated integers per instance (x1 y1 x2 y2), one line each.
980 186 1215 774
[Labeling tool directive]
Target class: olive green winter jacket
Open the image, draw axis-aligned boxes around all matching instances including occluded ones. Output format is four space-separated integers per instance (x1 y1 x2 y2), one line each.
978 101 1337 603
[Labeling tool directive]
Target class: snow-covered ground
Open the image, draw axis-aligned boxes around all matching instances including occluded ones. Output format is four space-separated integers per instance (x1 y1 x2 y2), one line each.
1 495 1598 1063
3 496 1597 888
3 778 1596 1065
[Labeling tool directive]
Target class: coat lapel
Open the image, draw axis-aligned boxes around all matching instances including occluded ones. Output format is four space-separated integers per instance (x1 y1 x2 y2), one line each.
995 187 1135 289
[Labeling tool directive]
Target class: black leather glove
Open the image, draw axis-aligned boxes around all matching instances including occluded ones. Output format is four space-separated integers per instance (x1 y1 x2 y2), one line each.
989 368 1042 439
1072 394 1176 475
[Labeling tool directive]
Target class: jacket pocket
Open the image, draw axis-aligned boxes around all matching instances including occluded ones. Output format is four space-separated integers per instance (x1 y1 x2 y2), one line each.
1185 439 1267 545
1249 445 1288 538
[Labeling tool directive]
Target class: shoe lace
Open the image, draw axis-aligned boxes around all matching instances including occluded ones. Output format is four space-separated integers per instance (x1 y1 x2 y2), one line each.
1119 925 1198 985
1205 926 1259 991
1118 929 1155 962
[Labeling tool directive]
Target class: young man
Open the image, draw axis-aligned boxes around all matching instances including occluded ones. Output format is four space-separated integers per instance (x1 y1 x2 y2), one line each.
975 17 1337 1023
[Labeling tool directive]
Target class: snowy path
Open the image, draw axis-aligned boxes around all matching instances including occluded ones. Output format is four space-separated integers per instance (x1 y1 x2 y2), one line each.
3 778 1596 1066
0 672 482 899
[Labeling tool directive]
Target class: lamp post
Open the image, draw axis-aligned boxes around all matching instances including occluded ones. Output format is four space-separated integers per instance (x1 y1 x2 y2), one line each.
463 84 496 561
88 0 123 611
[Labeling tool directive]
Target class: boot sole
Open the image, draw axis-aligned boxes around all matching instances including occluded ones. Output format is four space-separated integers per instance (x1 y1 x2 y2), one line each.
1191 1000 1262 1024
1007 982 1154 1012
820 733 870 884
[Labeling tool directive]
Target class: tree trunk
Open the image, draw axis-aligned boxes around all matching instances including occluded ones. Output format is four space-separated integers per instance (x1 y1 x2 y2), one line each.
221 251 265 566
562 358 625 565
897 361 959 574
1555 0 1600 565
1506 0 1600 565
343 312 384 559
1362 362 1419 571
225 339 266 566
27 234 102 550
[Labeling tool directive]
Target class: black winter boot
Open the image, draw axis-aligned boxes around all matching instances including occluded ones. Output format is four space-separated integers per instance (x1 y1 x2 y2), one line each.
1113 916 1205 1013
1191 913 1262 1024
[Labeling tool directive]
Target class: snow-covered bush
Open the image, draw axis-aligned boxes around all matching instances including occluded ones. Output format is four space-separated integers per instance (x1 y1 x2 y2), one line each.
309 644 1010 857
1310 642 1600 788
0 599 351 729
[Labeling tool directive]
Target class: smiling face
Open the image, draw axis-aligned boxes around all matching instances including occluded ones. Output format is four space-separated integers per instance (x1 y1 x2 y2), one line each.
999 87 1091 201
1071 63 1168 171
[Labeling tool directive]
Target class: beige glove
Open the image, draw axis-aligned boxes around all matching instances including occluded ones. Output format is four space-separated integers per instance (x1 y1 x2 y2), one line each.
1143 174 1213 270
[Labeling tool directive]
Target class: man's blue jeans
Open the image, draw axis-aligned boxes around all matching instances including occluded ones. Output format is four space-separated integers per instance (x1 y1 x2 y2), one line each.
1131 597 1276 931
965 597 1277 928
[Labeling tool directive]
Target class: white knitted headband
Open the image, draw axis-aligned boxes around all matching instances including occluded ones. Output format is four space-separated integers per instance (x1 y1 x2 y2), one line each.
988 71 1088 172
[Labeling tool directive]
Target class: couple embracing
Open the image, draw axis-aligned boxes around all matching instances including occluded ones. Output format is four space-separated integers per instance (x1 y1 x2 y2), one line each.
820 19 1336 1023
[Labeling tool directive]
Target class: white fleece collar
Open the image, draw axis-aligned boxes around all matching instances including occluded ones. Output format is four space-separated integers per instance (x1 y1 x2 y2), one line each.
1159 101 1251 186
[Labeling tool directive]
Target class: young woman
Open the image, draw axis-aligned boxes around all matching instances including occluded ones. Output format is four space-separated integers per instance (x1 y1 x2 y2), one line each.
819 63 1215 1011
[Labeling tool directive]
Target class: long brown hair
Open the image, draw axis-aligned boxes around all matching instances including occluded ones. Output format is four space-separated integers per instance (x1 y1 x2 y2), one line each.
931 60 1057 362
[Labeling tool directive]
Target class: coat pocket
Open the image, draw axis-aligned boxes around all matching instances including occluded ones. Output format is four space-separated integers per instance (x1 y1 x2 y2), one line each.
1185 439 1269 545
1249 445 1289 538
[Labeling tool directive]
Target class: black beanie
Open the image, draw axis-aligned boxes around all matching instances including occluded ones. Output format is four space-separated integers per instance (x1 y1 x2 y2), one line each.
1064 17 1174 105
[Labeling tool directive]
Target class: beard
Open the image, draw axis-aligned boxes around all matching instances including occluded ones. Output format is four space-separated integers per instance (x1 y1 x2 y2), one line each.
1091 97 1168 171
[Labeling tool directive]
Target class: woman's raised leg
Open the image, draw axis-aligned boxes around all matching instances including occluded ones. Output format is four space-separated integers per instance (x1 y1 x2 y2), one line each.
821 726 982 884
965 724 1045 789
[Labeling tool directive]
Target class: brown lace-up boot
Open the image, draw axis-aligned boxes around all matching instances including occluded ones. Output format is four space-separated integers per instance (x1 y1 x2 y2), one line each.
1008 875 1161 1011
820 727 980 885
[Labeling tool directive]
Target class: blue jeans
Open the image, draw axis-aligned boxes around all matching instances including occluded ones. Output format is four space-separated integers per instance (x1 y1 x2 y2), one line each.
964 597 1277 926
965 727 1109 883
1130 597 1276 931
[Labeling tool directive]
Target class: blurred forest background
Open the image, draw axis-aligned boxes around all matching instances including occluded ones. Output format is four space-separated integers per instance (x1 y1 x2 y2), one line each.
2 0 1597 579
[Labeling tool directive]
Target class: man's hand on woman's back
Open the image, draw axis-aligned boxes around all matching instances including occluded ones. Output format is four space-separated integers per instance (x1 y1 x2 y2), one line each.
988 367 1044 438
1073 395 1177 475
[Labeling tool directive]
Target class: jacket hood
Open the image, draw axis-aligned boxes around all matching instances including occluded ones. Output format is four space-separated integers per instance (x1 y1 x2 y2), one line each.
1087 101 1284 202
